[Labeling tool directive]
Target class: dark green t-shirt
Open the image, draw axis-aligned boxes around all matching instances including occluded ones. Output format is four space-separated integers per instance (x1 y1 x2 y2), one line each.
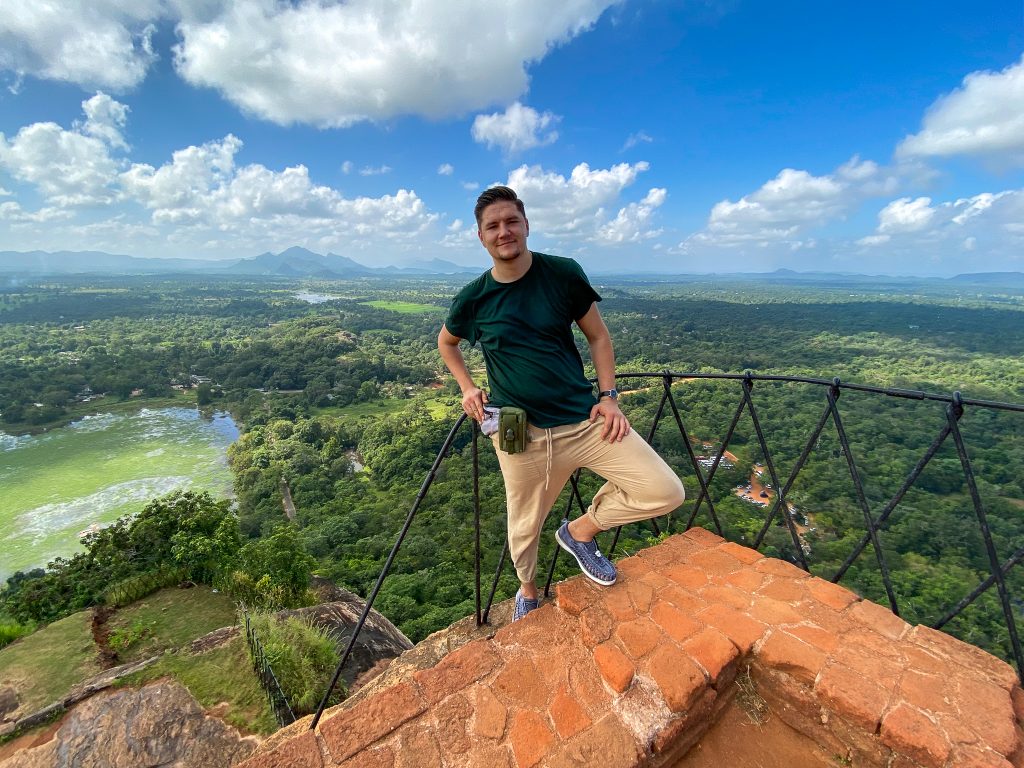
445 252 601 428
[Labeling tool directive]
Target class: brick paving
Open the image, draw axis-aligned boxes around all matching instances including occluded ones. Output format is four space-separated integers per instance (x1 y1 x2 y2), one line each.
239 530 1024 768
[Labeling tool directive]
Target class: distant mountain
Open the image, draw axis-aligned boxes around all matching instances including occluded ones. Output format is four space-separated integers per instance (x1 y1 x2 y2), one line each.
0 248 482 278
0 250 228 275
948 272 1024 287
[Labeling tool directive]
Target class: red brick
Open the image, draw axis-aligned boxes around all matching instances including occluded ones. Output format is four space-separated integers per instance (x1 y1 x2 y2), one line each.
508 709 555 768
645 642 707 713
683 627 739 685
650 687 718 757
639 570 674 591
615 616 663 660
757 577 807 602
848 598 910 640
754 558 810 579
580 605 614 647
748 595 804 625
841 625 907 662
431 692 473 756
337 746 394 768
700 584 751 611
601 587 640 622
1011 685 1024 723
786 623 839 654
723 568 767 593
665 563 710 589
756 630 826 685
831 642 905 691
568 653 614 718
460 746 514 768
395 723 441 768
910 625 1020 690
651 600 703 644
545 713 644 768
594 641 635 694
556 578 599 616
492 652 549 709
616 554 649 580
719 541 763 565
637 536 692 567
242 730 322 768
896 669 951 714
467 684 506 740
549 683 592 739
805 577 860 611
626 579 656 613
319 681 426 763
956 676 1018 756
682 527 725 546
659 584 708 614
697 603 767 654
951 746 1015 768
412 640 500 705
815 662 891 732
881 703 952 767
688 547 744 576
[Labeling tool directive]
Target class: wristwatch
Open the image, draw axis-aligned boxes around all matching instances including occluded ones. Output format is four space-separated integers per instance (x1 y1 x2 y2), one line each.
598 389 619 400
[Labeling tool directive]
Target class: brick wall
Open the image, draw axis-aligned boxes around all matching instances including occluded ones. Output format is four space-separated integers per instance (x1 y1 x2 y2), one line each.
241 529 1024 768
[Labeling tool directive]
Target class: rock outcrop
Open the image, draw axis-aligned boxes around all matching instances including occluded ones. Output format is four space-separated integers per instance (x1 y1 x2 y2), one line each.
0 680 258 768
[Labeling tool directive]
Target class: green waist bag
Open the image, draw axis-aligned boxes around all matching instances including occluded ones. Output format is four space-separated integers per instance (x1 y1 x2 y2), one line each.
498 407 527 454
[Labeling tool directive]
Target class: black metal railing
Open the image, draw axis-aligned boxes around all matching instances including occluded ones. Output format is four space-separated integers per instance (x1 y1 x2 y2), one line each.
310 372 1024 729
243 608 296 728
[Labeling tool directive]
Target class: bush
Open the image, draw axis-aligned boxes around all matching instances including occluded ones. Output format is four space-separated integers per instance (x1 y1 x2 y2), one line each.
246 613 343 716
104 565 188 608
0 616 34 649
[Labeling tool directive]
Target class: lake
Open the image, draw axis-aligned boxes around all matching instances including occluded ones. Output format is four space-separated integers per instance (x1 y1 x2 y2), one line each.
0 407 238 581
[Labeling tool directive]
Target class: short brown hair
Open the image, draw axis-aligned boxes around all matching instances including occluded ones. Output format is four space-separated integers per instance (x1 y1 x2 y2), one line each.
474 186 526 227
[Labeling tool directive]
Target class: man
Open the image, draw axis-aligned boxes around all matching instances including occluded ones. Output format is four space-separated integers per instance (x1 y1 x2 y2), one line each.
438 186 685 621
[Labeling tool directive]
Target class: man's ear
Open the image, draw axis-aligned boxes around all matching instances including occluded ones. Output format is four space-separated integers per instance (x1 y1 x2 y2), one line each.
477 229 484 245
524 217 529 237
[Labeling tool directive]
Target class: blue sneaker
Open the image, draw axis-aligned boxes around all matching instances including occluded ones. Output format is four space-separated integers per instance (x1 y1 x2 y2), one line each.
513 590 540 621
555 520 617 586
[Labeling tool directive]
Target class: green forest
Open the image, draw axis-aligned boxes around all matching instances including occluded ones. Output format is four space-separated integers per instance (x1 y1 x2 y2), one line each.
2 272 1022 671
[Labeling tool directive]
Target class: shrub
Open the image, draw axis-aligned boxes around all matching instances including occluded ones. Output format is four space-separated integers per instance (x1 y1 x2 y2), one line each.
246 613 343 716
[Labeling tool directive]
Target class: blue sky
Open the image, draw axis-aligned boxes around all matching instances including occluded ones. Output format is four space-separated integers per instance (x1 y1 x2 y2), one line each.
1 1 1022 276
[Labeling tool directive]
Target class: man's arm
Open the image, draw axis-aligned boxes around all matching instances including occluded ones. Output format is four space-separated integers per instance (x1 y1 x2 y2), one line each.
438 324 488 423
576 304 630 442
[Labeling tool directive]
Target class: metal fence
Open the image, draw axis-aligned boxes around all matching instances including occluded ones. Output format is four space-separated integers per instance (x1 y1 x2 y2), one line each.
310 372 1024 729
242 608 296 728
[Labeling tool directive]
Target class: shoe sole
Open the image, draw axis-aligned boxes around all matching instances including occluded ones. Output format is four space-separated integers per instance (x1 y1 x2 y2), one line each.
556 528 616 586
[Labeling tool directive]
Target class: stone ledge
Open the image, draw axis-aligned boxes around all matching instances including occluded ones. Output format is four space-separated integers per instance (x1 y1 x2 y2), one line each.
240 531 1024 768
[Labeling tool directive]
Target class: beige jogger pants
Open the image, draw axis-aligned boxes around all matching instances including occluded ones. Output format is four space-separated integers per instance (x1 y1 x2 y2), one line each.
492 417 685 585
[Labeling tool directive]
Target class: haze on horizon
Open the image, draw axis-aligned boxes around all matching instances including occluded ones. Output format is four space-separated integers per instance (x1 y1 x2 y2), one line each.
0 1 1022 277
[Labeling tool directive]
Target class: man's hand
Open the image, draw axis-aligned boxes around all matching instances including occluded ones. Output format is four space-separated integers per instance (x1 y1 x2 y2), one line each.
590 397 630 442
462 387 489 423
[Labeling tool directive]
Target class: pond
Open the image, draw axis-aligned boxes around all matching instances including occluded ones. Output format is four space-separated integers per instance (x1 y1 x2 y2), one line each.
0 408 238 581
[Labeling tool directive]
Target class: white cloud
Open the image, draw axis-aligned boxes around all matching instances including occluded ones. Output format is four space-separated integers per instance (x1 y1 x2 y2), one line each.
437 163 454 176
462 181 480 191
471 102 560 154
622 131 653 151
504 160 661 244
0 2 161 90
691 157 902 247
877 197 935 234
597 188 666 244
448 218 463 231
359 165 392 176
80 92 131 150
340 161 354 175
173 0 619 127
0 97 127 207
898 55 1024 162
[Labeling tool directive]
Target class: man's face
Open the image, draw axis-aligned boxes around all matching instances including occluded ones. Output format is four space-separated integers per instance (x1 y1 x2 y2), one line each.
477 200 529 263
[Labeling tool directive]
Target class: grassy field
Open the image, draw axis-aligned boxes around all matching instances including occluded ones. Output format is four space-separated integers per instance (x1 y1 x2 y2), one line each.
0 586 274 734
122 635 277 734
106 586 237 663
359 300 444 314
0 612 100 715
